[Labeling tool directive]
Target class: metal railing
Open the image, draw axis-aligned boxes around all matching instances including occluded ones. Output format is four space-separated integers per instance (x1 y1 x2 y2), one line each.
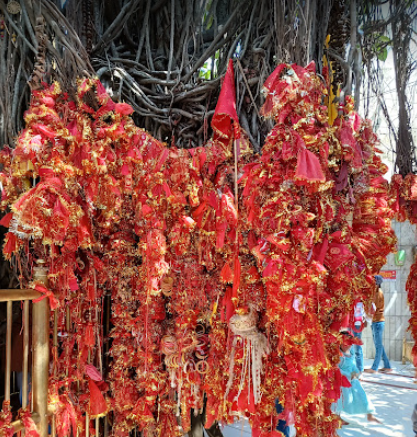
0 262 50 437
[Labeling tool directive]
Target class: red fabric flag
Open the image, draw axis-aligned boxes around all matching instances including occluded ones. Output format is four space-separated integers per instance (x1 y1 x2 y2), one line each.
212 59 238 138
295 149 325 183
88 380 108 418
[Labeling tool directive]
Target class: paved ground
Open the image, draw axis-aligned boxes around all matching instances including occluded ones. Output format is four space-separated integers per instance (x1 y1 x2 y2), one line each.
218 359 416 437
337 358 416 437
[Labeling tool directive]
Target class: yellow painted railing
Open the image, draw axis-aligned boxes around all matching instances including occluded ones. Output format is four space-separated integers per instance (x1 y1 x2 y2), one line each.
0 262 49 437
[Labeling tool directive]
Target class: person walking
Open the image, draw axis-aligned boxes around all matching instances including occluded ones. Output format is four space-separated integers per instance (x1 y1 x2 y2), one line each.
335 332 381 425
364 275 392 374
351 301 368 375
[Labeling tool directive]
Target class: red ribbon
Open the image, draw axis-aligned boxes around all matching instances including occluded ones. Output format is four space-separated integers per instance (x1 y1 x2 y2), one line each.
32 283 59 310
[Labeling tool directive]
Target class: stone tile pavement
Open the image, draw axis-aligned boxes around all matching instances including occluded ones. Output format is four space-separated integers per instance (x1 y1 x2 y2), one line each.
211 359 416 437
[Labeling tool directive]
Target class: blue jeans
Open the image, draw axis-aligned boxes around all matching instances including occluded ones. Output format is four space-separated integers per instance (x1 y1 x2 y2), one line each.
352 330 363 372
371 322 391 371
16 372 31 406
275 399 290 437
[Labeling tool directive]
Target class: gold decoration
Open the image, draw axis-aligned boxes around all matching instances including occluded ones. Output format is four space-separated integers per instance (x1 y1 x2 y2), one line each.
7 1 21 14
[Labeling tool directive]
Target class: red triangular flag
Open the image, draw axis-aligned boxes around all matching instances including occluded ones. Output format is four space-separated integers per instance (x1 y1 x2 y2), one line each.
88 380 108 418
220 262 233 283
0 213 13 228
212 59 238 137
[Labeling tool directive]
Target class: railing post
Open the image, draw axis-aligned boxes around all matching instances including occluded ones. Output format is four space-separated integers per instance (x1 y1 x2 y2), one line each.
5 300 12 402
32 260 50 437
22 299 30 409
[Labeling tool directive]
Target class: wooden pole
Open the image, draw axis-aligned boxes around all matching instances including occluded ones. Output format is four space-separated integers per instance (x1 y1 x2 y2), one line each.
0 289 41 302
5 300 12 402
22 299 30 408
51 310 58 437
32 260 50 437
11 412 40 433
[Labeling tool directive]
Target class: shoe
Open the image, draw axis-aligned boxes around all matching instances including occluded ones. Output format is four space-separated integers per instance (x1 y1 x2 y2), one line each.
379 368 393 373
364 369 376 374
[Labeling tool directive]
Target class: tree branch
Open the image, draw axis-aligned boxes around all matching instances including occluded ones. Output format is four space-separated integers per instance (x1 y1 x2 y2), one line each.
182 6 242 83
93 0 141 54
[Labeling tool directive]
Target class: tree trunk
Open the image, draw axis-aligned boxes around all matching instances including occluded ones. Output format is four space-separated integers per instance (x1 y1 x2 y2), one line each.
0 0 334 149
391 0 415 176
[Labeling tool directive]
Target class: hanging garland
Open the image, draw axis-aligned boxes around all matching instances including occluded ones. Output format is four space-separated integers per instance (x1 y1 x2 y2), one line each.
389 174 417 369
0 60 396 437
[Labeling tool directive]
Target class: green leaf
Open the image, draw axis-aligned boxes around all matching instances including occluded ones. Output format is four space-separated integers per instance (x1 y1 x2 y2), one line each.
377 47 388 62
199 58 214 80
378 35 391 43
205 14 214 30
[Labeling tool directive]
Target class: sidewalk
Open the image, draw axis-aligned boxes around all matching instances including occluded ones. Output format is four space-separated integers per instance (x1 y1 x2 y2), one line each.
219 359 415 437
338 358 416 437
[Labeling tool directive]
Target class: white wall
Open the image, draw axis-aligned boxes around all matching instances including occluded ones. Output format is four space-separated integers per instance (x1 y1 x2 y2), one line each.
361 220 415 362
